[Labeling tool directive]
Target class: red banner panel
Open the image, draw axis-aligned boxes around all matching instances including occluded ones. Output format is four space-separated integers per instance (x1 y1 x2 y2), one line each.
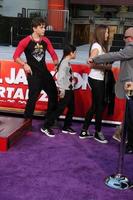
0 60 125 123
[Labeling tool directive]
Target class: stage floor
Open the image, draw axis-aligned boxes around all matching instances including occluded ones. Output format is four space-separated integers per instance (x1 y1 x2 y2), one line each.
0 44 120 66
0 119 132 199
0 116 32 151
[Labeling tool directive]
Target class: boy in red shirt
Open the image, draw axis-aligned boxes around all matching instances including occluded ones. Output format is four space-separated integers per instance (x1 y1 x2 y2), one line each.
13 17 58 137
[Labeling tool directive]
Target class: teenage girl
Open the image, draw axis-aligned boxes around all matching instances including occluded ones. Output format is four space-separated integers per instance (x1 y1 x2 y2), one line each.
79 25 110 143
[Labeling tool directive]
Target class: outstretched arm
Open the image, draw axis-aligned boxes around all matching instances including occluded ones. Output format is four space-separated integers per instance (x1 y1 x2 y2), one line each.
88 48 112 70
92 45 133 64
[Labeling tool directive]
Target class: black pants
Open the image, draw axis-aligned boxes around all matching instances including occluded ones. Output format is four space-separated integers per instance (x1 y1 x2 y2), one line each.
24 70 58 119
82 77 105 132
44 90 75 129
127 98 133 146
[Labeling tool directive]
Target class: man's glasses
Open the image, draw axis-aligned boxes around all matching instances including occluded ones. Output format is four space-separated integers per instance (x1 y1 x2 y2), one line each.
124 36 131 39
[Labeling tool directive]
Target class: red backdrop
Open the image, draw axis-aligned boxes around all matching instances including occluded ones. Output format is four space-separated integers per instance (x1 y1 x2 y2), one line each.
0 60 125 123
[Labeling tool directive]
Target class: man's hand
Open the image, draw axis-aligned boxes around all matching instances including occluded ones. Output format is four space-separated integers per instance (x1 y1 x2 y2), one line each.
87 58 95 68
59 90 65 98
124 81 133 91
23 63 32 75
87 58 94 64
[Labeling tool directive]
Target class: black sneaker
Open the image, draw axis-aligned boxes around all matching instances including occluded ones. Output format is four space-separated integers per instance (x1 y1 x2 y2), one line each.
40 127 55 137
125 145 133 154
79 130 93 139
94 131 108 144
62 127 76 134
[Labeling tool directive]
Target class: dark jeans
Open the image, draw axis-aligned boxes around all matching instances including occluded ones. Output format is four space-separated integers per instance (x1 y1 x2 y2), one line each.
24 70 58 119
44 90 75 129
82 77 105 132
127 98 133 146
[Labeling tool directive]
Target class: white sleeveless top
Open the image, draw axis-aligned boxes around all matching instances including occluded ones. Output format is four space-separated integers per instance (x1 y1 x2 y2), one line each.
89 42 105 81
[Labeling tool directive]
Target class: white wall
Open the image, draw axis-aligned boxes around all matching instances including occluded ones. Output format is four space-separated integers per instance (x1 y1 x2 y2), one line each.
1 0 48 17
39 0 48 10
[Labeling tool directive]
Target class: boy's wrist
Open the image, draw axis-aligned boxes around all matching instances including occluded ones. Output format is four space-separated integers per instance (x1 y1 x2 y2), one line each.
22 62 27 67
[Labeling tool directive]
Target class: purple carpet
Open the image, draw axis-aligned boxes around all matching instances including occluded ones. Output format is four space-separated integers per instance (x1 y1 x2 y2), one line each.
0 119 133 200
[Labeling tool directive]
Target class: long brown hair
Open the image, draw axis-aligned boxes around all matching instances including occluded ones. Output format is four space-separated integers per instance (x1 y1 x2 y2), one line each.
90 24 109 54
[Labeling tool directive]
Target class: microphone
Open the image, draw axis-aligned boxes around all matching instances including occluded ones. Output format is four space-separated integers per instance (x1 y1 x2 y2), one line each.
125 90 133 100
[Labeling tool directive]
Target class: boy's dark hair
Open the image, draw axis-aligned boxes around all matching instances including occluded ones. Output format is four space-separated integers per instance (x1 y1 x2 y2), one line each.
31 17 46 28
57 44 76 71
63 44 76 57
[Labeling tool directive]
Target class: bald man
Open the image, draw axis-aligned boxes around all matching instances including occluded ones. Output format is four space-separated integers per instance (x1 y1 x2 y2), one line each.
89 27 133 154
